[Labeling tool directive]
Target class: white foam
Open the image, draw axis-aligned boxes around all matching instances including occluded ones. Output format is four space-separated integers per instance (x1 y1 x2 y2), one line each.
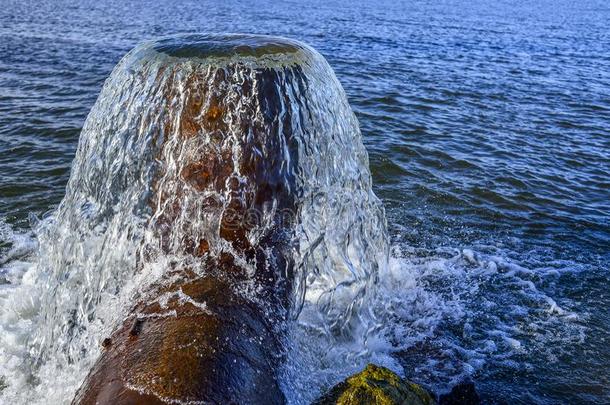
281 243 586 403
0 218 587 404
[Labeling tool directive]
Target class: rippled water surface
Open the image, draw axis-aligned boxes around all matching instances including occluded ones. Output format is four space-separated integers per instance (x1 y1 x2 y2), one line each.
1 0 609 403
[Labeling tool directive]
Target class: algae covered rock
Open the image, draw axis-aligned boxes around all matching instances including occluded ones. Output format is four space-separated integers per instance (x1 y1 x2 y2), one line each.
314 364 436 405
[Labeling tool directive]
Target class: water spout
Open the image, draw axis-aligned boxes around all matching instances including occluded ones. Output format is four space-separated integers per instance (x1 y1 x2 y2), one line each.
27 34 388 404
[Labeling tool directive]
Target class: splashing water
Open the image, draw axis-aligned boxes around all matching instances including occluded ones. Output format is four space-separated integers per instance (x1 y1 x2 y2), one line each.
0 34 587 405
0 34 388 403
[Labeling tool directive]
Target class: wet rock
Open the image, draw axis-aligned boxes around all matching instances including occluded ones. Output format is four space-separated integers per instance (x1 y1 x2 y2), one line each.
438 382 480 405
314 364 436 405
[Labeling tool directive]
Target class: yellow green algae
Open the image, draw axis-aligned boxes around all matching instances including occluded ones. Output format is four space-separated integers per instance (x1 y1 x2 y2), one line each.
314 364 436 405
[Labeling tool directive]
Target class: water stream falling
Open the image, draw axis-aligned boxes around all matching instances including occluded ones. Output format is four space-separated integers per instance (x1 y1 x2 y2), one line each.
0 34 389 404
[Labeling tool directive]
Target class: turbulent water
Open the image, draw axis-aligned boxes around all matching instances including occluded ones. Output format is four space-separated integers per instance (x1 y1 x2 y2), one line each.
1 0 609 404
1 34 390 404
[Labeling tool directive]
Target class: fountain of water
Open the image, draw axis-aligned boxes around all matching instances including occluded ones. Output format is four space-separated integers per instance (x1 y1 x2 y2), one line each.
14 34 388 404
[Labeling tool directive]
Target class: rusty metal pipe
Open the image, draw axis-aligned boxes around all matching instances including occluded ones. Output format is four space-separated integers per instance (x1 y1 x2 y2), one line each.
72 35 308 405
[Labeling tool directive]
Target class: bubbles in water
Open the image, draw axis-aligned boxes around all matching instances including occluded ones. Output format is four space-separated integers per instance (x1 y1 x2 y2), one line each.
281 242 587 404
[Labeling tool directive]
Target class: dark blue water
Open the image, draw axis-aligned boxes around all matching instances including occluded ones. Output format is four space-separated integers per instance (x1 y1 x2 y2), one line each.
1 0 609 403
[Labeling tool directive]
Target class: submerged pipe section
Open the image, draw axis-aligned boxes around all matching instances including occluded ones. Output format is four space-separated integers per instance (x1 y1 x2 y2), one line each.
27 34 387 404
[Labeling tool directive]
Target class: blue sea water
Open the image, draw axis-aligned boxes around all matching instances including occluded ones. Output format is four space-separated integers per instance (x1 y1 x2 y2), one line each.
0 0 609 403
